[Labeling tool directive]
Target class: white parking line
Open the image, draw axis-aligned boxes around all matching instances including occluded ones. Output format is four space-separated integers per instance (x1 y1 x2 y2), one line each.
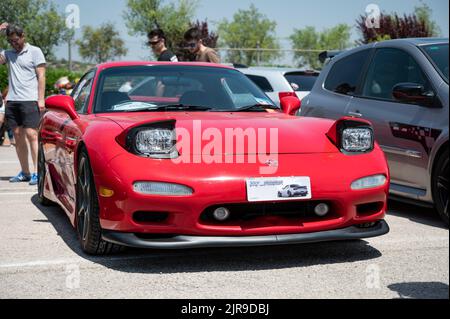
0 259 85 269
0 253 203 270
0 192 37 196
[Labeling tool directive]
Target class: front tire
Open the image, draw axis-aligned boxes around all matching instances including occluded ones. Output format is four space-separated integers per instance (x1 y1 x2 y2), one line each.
76 149 124 255
37 144 53 206
432 149 449 227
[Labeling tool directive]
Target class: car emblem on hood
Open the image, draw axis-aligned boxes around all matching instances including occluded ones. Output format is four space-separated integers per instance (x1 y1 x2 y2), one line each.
265 159 279 167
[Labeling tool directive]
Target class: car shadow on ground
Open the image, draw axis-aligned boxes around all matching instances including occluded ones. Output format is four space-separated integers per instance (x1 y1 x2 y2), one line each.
387 200 447 230
31 195 384 274
388 282 449 299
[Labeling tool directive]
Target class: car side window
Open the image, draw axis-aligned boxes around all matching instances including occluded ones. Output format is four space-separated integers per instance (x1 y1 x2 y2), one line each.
324 50 371 96
245 75 274 92
73 72 95 113
362 48 432 102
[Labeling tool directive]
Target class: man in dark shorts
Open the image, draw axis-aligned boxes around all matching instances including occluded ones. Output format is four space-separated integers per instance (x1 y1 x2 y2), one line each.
147 29 178 62
0 22 46 185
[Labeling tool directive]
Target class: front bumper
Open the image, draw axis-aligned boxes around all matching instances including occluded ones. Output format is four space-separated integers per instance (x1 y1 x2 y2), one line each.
95 151 389 236
102 220 389 249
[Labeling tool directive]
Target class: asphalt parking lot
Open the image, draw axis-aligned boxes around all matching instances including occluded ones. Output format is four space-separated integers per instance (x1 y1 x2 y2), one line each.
0 145 448 299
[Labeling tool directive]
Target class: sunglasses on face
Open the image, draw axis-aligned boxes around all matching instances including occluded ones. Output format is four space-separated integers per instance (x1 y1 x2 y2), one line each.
148 39 161 46
7 38 21 44
185 42 197 49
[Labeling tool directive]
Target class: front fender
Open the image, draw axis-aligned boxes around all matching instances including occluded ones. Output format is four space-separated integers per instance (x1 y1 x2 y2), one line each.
76 117 126 177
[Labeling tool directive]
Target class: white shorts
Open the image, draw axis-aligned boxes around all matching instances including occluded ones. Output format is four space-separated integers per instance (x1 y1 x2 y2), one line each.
0 103 5 114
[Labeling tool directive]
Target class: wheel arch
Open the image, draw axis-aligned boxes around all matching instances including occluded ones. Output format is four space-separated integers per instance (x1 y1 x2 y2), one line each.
430 139 449 178
430 139 449 203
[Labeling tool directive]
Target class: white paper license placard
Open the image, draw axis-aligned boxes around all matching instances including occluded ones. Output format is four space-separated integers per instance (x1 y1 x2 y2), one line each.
246 177 312 202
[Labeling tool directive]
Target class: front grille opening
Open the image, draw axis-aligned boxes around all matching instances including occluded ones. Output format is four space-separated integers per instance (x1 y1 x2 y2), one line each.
200 201 338 224
133 211 169 224
356 202 384 216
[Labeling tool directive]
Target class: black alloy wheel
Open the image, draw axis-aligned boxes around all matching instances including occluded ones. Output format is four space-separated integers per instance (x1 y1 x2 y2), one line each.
433 149 449 227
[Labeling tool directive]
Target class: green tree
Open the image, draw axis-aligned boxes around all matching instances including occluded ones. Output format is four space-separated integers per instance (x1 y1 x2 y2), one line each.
0 0 66 59
217 4 280 66
76 23 128 64
123 0 197 53
415 1 441 37
290 24 351 69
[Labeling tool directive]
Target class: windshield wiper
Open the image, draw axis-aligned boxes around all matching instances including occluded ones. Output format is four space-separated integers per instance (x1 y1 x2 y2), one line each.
128 104 212 112
232 104 279 112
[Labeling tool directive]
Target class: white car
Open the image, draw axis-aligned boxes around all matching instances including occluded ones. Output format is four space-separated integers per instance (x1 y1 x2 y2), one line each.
238 67 320 106
278 184 309 198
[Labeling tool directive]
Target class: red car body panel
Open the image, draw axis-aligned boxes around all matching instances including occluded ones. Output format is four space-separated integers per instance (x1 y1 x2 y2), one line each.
40 62 390 249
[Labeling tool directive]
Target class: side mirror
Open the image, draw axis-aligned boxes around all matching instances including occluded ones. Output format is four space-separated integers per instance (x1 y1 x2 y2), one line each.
280 96 301 116
392 82 437 107
45 95 79 120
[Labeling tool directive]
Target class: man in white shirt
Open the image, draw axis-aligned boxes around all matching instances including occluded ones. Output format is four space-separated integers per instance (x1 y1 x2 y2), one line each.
0 22 46 186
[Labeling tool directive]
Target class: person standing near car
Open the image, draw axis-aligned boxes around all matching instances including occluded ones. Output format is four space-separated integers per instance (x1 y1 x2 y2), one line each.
183 27 220 63
147 29 178 97
147 29 178 62
0 22 46 185
0 90 5 144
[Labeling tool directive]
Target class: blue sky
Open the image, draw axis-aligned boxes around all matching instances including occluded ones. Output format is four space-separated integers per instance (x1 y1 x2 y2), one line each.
53 0 449 63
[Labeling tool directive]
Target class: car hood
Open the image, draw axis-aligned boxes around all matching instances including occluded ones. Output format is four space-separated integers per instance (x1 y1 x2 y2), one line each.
99 112 338 154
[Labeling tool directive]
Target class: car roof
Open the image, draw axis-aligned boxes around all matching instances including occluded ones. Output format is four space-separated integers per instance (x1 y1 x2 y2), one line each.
96 61 235 72
326 37 449 63
240 67 319 75
385 37 449 46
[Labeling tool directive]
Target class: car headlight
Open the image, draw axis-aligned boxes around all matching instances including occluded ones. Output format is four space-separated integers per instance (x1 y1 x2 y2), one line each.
351 175 387 190
342 127 374 153
135 128 176 156
116 121 178 158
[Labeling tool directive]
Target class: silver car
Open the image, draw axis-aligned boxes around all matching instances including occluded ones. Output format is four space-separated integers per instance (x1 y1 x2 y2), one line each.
238 67 319 106
278 185 309 198
301 38 449 226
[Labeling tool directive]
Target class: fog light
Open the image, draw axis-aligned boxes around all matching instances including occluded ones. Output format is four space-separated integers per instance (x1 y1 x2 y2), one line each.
314 203 329 217
351 175 387 190
213 207 231 221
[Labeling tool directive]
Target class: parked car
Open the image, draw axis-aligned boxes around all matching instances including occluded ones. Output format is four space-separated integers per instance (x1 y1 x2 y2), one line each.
278 185 309 198
238 67 320 106
301 38 449 226
39 61 389 255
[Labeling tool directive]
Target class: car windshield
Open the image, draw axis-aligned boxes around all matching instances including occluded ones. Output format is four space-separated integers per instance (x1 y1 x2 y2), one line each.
284 72 319 91
94 65 276 113
421 43 449 82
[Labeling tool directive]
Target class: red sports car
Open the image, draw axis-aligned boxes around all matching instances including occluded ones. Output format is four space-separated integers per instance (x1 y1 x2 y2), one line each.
38 62 390 255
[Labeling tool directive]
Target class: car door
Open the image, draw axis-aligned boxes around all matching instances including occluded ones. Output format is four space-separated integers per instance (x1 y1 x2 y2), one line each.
57 71 95 213
301 49 372 120
347 47 441 197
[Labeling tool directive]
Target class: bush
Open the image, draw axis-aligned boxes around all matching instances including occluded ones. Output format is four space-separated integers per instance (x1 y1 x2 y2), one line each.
0 65 84 97
0 65 7 94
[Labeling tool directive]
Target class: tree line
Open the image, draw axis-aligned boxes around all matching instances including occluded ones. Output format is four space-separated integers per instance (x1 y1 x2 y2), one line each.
0 0 442 69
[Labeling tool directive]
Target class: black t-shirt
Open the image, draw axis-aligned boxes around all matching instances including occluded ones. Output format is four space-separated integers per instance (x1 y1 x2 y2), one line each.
158 50 178 62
